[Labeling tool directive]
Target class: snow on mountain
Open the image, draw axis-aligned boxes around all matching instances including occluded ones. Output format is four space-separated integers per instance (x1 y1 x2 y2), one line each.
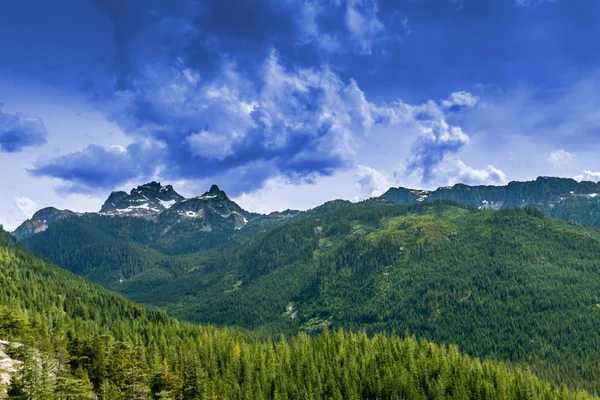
99 181 185 217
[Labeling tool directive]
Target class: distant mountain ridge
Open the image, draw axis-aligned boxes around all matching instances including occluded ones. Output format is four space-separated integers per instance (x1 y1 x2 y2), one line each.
14 176 600 242
382 176 600 228
14 182 260 242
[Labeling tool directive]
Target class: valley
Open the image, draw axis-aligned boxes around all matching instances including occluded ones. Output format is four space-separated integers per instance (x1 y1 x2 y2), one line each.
7 177 600 395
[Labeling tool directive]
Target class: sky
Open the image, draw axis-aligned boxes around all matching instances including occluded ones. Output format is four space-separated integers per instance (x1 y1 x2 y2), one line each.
1 0 600 230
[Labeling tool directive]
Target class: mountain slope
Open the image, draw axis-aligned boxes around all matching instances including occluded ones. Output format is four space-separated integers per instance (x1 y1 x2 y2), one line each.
12 207 77 240
104 200 600 392
3 228 590 399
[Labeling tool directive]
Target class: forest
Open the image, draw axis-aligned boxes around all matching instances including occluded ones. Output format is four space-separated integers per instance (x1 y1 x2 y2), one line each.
1 227 598 399
19 199 600 392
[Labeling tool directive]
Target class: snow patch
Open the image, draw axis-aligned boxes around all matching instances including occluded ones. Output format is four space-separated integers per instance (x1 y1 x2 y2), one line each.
180 209 203 218
158 199 177 209
408 189 431 202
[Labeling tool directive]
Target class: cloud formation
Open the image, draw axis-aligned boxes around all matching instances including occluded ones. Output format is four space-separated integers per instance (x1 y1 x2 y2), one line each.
0 105 47 153
355 165 391 198
574 170 600 183
30 143 161 193
441 91 478 111
403 92 488 184
32 50 500 195
345 0 385 53
431 157 507 186
548 149 574 168
33 53 378 193
15 196 38 219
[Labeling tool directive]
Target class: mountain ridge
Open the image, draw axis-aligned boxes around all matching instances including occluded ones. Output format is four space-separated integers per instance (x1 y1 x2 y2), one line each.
382 176 600 228
13 182 262 242
15 176 600 242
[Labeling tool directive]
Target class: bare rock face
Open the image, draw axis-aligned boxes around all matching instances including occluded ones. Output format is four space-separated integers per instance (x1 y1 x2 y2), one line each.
0 340 22 394
163 184 250 231
99 181 185 218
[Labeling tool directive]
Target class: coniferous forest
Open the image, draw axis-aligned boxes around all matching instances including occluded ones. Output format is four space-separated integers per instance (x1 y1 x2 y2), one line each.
4 190 600 399
1 226 599 399
17 198 600 394
2 0 600 395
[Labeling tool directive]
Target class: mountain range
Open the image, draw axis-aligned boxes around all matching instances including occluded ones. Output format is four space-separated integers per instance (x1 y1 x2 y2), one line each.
14 176 600 244
7 176 600 393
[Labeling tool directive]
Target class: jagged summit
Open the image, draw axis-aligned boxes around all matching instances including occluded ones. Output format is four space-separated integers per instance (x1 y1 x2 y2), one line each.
198 184 228 199
166 183 249 230
14 181 254 241
100 181 185 217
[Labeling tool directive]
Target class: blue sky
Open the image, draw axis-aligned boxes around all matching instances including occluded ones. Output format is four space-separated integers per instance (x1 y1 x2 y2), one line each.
1 0 599 229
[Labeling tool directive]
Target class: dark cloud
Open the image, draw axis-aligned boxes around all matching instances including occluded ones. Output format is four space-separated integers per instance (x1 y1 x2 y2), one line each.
32 52 376 195
29 143 162 193
0 106 47 153
25 0 398 194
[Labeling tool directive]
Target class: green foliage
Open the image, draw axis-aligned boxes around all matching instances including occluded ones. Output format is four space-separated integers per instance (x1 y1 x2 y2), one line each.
13 198 600 394
78 200 600 392
1 226 598 399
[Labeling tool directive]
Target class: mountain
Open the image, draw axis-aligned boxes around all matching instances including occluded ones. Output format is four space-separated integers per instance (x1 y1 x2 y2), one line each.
382 176 600 227
14 182 282 255
18 195 600 391
99 180 185 217
16 182 258 243
12 177 600 393
12 207 77 240
4 227 589 399
14 182 299 286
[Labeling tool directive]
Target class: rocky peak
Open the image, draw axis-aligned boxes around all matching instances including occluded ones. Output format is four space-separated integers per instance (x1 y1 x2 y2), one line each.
165 184 249 230
201 184 228 198
100 182 185 217
13 207 76 240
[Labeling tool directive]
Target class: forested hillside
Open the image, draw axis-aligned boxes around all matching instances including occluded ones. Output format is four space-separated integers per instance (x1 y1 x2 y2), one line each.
17 196 600 392
2 228 593 399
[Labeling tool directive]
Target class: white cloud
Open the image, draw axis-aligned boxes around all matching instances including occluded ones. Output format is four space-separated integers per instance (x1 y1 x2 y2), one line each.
15 196 38 219
355 165 391 198
442 91 479 109
547 149 574 168
574 170 600 182
345 0 385 53
187 131 232 161
430 157 508 187
233 172 358 214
